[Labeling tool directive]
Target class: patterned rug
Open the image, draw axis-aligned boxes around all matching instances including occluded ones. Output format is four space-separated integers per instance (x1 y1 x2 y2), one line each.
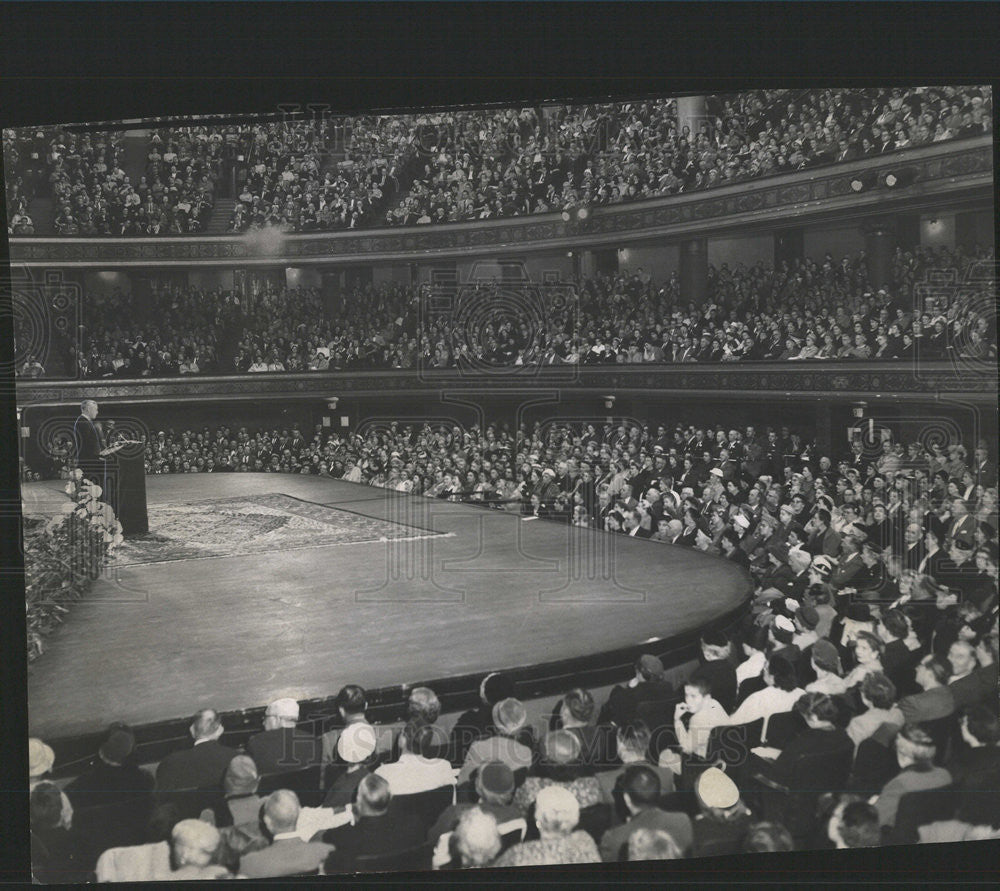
112 493 446 566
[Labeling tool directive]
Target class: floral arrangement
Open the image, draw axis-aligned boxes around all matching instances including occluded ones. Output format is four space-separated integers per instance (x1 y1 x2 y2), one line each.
24 469 123 662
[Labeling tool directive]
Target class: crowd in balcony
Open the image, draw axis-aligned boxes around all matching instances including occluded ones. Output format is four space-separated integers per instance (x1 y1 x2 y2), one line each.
31 410 999 879
229 117 419 232
1 125 227 237
6 86 990 237
18 242 994 382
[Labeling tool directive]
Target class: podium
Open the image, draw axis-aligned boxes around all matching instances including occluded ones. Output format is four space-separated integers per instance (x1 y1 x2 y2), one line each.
115 453 149 537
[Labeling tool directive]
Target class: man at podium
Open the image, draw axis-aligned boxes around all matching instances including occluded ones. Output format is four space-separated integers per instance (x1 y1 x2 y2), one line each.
72 398 149 535
73 399 112 493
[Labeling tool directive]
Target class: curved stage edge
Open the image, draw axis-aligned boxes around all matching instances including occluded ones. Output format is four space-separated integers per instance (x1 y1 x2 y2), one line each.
22 474 752 774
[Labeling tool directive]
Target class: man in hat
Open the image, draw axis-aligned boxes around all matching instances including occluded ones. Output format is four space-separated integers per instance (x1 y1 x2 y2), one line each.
598 765 692 862
156 709 238 791
247 697 321 777
65 724 154 860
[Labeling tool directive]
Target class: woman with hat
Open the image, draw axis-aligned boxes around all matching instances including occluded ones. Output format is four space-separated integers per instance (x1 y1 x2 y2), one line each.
690 767 753 858
321 722 379 810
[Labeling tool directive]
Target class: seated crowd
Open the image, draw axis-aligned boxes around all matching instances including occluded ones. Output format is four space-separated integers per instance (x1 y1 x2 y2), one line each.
30 411 999 877
6 86 990 236
29 599 998 878
230 116 418 232
17 242 996 380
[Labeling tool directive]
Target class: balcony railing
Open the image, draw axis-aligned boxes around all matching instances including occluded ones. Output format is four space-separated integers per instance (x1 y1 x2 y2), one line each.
8 137 992 267
14 360 997 406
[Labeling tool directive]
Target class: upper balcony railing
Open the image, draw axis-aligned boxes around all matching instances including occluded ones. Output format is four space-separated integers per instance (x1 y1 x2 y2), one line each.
14 360 997 406
7 136 993 267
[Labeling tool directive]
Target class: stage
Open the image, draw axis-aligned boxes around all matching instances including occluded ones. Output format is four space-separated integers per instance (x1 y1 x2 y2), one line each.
24 474 751 741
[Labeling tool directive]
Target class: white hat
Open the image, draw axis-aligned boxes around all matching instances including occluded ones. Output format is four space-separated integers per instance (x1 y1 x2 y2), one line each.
709 468 724 478
774 615 795 634
732 514 750 531
696 767 740 809
29 738 55 779
265 697 300 721
337 722 377 763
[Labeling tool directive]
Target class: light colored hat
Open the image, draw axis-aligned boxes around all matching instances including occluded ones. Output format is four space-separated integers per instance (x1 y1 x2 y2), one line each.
337 722 377 763
265 697 300 721
696 767 740 809
29 738 55 779
492 698 527 736
732 514 750 531
773 614 795 634
709 468 724 478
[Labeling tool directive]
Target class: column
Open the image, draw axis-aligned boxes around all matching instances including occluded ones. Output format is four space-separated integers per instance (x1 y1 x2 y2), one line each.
679 238 708 304
862 218 896 290
676 95 709 138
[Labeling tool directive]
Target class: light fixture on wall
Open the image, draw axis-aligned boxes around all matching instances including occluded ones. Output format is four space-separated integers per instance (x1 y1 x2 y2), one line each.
850 171 878 193
882 168 918 189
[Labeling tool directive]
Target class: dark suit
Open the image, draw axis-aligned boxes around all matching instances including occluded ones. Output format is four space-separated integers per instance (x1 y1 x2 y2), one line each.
598 806 693 862
247 727 322 776
73 413 106 486
973 460 997 489
320 812 426 874
901 540 927 572
239 836 334 878
690 658 737 714
155 739 238 791
808 527 841 558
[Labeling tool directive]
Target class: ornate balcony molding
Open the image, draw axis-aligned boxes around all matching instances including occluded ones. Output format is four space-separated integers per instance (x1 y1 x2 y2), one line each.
8 138 992 267
15 362 997 407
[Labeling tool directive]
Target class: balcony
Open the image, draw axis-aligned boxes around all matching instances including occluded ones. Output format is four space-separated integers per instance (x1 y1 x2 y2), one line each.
7 137 993 267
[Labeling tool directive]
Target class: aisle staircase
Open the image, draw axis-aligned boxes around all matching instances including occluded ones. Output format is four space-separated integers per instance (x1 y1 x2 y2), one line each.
25 196 54 233
203 198 235 234
121 130 152 186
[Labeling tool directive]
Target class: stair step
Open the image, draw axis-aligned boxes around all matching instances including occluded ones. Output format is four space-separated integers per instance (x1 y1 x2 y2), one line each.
204 198 236 234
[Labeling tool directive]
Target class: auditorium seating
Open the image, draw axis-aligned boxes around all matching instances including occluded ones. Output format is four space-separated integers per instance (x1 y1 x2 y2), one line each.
6 85 991 236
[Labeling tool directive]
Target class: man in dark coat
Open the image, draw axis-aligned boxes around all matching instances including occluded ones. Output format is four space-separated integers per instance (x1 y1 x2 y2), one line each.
155 709 238 791
72 398 108 487
246 697 322 776
317 774 425 874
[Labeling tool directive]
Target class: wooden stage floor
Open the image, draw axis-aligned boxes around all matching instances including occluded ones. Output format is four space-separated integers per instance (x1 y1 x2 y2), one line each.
24 475 751 740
